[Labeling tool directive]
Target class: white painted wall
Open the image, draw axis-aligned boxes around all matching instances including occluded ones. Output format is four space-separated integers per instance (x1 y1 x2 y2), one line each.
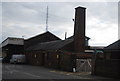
8 38 24 45
1 38 24 48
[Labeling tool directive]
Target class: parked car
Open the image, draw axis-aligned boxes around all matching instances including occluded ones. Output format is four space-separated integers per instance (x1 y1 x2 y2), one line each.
2 57 10 63
10 54 26 64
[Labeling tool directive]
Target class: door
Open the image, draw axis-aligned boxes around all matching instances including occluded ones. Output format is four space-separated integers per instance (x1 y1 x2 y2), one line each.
76 59 92 72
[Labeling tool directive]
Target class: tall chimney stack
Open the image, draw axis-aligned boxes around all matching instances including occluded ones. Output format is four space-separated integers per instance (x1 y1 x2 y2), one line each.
74 6 86 53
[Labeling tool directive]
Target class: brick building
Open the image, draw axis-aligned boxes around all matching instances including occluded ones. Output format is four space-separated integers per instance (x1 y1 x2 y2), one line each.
92 39 120 78
25 6 93 72
1 37 24 62
1 6 93 72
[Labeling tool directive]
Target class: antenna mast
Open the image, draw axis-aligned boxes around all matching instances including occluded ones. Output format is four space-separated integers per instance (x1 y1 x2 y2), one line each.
46 6 48 32
65 32 67 40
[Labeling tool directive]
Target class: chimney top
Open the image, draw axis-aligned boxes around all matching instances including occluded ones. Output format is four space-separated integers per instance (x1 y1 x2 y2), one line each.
75 6 86 9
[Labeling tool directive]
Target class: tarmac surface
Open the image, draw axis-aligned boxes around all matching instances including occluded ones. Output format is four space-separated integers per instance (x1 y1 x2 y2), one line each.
1 63 119 81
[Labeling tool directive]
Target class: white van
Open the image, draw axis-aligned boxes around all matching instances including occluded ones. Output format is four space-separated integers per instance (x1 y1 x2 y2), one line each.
10 54 26 64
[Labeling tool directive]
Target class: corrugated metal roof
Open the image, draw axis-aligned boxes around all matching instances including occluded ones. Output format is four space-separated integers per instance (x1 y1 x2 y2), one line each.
0 37 24 48
25 31 61 41
104 39 120 50
90 46 104 49
24 31 61 49
26 39 73 51
67 36 90 40
26 35 90 51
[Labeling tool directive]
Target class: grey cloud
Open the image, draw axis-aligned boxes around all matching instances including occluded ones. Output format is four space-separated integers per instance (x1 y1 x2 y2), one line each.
2 0 120 2
118 1 120 39
0 2 2 42
2 2 46 24
3 2 117 26
1 2 118 46
2 23 45 40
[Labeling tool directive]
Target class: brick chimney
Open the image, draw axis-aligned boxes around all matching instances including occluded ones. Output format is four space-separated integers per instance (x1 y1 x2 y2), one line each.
74 6 86 53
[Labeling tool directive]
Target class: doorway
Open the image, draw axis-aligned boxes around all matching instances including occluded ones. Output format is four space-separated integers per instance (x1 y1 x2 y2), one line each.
76 59 92 72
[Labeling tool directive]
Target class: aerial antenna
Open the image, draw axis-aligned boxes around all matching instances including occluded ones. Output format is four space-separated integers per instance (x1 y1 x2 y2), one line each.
46 5 49 32
65 32 67 40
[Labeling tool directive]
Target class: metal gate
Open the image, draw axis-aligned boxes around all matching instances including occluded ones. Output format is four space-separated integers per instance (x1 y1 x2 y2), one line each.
76 59 92 72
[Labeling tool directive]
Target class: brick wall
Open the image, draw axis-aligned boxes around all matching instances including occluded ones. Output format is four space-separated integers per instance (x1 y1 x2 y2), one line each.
94 59 120 79
26 51 44 66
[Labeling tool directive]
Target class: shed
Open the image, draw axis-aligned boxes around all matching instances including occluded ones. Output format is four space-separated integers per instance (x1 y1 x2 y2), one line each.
93 39 120 79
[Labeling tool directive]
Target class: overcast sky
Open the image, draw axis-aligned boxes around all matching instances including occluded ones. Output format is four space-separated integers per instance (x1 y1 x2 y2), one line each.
1 1 119 46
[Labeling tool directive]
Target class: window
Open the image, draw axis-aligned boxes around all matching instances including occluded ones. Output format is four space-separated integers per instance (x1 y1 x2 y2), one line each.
57 54 59 59
34 54 37 58
81 61 84 63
